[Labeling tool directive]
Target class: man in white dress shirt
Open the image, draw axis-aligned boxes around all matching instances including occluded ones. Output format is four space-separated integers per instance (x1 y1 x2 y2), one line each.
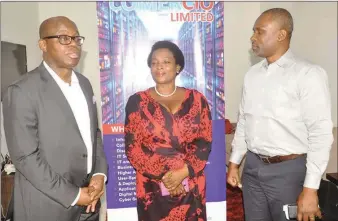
3 16 107 221
227 8 333 221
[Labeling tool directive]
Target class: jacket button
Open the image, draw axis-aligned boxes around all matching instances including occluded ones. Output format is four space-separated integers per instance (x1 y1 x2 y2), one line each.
82 154 87 158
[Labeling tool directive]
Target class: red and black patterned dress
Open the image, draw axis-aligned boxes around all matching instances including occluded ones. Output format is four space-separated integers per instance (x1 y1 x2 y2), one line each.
124 88 212 221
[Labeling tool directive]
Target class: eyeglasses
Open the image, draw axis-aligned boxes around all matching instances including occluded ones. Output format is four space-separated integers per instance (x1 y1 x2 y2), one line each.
43 35 85 46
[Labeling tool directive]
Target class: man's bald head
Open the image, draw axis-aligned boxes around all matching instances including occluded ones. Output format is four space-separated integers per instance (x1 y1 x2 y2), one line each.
261 8 293 39
39 16 78 39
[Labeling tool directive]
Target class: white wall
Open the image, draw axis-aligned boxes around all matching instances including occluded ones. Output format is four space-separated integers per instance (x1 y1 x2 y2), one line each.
225 2 338 127
1 2 41 71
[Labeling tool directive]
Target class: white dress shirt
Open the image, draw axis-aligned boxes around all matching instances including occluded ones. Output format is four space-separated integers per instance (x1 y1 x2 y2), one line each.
229 49 333 189
43 62 105 206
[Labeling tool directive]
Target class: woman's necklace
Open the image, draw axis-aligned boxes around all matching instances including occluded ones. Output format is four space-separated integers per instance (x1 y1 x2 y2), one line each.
155 86 177 97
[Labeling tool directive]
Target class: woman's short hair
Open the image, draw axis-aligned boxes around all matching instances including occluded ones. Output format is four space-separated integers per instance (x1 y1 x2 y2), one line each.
147 40 185 74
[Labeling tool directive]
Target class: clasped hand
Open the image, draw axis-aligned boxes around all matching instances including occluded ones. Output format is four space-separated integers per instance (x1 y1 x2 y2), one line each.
162 164 189 197
76 175 105 213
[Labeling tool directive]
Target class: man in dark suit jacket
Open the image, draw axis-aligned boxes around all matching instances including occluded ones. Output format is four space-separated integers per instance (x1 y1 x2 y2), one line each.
2 16 108 221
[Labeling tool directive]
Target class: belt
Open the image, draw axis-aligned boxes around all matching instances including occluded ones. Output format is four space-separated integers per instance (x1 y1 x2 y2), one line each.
255 152 306 164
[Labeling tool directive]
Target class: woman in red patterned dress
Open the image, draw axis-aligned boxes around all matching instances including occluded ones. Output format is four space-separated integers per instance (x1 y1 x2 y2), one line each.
124 41 212 221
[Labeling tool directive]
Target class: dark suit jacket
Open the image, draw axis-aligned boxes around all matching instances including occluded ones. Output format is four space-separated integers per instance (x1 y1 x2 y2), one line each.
2 63 108 221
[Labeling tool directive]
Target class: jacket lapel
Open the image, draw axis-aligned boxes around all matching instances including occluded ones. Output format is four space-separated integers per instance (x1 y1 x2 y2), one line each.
75 72 97 175
75 72 95 144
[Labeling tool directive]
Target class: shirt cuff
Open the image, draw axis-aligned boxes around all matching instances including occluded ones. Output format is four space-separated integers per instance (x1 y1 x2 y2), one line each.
93 173 107 183
71 188 81 206
303 172 322 189
229 150 247 165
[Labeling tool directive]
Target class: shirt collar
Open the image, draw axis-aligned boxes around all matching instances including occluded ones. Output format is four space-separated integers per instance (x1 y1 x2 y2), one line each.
261 48 295 69
43 61 79 84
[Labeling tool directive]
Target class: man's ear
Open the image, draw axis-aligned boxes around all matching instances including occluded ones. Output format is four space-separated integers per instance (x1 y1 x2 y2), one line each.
38 39 47 52
277 29 287 42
